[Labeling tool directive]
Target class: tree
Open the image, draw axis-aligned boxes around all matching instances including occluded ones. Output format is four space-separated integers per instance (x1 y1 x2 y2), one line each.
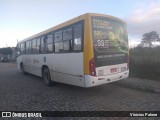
141 31 160 47
0 47 12 55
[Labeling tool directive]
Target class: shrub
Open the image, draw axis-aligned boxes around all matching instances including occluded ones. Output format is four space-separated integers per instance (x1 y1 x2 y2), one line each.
129 46 160 80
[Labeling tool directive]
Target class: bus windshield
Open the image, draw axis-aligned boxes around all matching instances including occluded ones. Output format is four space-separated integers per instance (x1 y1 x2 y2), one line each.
91 16 129 67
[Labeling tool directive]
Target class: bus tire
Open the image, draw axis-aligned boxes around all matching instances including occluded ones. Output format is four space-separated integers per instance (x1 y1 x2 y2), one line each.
20 63 27 75
42 68 53 86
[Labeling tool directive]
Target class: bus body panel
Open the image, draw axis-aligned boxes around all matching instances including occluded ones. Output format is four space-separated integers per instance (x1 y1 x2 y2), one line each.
17 53 85 87
83 14 94 75
83 14 129 87
51 52 84 87
17 54 48 77
84 70 129 87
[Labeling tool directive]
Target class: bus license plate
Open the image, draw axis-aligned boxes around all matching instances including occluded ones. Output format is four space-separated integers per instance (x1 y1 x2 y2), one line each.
110 68 117 73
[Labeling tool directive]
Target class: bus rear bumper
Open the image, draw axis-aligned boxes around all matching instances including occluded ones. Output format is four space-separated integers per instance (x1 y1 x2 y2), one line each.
84 70 129 87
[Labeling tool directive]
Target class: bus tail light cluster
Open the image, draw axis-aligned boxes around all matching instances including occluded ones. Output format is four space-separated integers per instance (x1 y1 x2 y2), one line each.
89 58 96 76
127 61 129 70
127 56 129 70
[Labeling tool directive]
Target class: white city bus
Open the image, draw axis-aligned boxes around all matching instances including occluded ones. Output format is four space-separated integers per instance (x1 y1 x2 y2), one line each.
17 13 129 87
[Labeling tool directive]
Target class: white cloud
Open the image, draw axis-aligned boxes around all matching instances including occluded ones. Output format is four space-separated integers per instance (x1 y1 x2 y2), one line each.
0 30 35 48
125 1 160 35
128 34 141 48
129 40 140 48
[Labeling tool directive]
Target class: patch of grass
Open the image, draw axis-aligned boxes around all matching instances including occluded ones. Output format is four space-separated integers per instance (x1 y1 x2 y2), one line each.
129 46 160 81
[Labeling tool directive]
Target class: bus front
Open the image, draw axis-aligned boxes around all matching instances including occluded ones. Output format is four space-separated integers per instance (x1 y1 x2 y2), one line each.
85 14 129 87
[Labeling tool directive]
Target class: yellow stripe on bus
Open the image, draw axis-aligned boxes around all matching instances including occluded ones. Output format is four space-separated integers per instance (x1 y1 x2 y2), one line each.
83 14 94 75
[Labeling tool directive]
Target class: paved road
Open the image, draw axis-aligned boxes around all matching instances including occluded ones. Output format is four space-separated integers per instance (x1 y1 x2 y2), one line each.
0 63 160 119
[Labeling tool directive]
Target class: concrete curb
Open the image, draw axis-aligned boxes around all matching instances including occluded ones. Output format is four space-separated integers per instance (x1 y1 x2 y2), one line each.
112 78 160 94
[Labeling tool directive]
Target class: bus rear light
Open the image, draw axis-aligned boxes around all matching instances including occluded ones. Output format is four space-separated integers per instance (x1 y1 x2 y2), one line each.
89 58 96 76
127 52 130 70
127 63 129 70
127 59 129 70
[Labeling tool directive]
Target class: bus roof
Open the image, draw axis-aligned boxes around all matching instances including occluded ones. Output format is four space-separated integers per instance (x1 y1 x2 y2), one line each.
18 13 126 43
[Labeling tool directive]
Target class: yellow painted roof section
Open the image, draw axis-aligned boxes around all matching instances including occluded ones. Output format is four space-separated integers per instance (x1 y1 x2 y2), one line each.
19 13 126 43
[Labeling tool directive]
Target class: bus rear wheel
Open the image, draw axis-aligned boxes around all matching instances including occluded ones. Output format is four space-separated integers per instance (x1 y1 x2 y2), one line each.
42 68 53 86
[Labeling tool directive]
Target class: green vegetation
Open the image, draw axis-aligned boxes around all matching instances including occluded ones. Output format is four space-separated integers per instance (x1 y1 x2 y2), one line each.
129 46 160 80
141 31 160 47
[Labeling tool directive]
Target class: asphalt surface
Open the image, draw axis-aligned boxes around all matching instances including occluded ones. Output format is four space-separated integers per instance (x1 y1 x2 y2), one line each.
0 63 160 120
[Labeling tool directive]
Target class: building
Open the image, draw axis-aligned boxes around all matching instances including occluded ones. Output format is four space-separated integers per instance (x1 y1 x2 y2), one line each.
0 47 17 62
9 47 16 62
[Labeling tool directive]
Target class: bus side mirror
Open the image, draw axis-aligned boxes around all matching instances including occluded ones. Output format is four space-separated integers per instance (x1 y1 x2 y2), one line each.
16 51 20 56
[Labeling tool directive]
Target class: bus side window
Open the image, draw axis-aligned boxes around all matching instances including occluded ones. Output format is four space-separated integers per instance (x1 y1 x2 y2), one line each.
29 41 32 54
55 42 63 53
41 36 47 54
54 30 63 53
32 39 37 54
63 27 72 52
40 36 44 53
26 41 30 54
73 23 82 51
37 38 40 54
21 42 26 55
46 34 53 53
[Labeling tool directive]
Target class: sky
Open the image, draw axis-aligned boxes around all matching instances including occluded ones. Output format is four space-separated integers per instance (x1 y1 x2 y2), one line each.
0 0 160 48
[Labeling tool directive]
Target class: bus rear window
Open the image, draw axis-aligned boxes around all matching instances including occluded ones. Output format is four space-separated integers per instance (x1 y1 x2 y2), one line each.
91 16 129 67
